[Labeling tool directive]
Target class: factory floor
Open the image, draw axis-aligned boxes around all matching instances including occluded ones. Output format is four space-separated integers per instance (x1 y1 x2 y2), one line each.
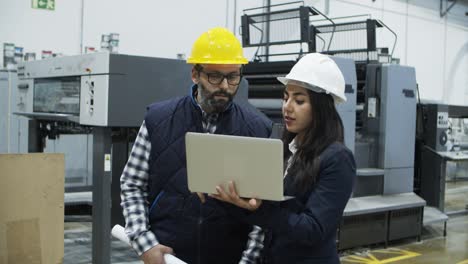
64 178 468 263
340 213 468 264
64 220 141 264
445 180 468 213
340 178 468 264
64 213 468 264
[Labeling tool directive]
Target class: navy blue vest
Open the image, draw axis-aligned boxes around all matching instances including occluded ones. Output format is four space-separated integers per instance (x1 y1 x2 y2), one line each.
144 94 271 264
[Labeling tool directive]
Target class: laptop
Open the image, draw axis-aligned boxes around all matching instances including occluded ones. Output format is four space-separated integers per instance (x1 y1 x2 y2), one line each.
185 132 292 201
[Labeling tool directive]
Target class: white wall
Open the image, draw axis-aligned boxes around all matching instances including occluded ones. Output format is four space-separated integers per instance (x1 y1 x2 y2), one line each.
0 0 229 60
1 0 467 104
0 0 82 59
82 0 229 59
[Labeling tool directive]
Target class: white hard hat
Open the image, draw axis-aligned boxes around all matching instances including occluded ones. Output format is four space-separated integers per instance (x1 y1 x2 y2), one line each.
277 53 346 103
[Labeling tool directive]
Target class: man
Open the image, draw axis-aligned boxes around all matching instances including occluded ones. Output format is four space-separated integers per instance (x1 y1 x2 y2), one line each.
120 27 272 264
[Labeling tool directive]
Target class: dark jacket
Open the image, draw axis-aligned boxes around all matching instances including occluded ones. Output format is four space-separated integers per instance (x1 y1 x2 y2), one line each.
228 142 356 264
144 87 272 264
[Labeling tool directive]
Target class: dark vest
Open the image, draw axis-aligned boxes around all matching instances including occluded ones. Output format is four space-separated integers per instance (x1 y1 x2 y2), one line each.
144 94 271 264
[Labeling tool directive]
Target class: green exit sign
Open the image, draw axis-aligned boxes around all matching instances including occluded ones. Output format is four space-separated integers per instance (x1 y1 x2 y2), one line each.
32 0 55 10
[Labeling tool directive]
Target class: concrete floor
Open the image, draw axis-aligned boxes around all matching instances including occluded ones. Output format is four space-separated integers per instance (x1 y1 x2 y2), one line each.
64 213 468 264
62 161 468 263
340 214 468 264
445 180 468 213
63 177 468 263
339 179 468 264
445 161 468 214
64 221 141 264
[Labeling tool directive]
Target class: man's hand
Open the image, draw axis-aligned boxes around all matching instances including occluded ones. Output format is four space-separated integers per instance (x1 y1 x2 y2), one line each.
210 181 262 211
196 192 207 203
141 244 174 264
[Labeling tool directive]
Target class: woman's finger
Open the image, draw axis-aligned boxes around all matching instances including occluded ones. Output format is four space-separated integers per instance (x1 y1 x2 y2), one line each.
215 186 229 200
228 181 239 200
208 193 220 199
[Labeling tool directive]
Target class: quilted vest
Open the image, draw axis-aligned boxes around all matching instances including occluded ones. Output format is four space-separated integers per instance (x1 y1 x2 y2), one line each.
144 91 271 264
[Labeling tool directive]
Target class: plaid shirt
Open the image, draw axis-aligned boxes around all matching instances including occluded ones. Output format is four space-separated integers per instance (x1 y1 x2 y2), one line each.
120 106 264 263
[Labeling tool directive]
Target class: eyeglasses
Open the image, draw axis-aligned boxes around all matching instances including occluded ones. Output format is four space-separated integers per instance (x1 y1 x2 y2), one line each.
198 70 242 85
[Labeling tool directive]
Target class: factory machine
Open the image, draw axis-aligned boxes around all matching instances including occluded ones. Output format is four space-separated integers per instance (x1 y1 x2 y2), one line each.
0 70 28 154
1 69 95 190
15 52 194 264
240 3 357 151
240 3 426 250
14 51 265 264
415 103 468 214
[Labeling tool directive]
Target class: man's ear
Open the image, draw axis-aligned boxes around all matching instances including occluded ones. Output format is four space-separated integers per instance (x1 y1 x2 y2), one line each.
191 68 199 84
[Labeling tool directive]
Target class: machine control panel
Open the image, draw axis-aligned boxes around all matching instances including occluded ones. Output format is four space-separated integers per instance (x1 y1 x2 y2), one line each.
437 112 449 128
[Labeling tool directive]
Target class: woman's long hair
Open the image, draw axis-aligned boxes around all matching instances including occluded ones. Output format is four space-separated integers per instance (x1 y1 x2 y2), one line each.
283 90 344 193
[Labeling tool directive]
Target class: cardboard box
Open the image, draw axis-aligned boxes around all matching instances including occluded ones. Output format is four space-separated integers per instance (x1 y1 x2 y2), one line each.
0 153 64 264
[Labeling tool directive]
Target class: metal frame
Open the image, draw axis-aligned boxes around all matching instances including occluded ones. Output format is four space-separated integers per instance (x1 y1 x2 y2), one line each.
440 0 458 17
91 127 112 264
315 19 381 52
91 127 135 264
312 18 397 63
240 3 333 61
241 6 318 46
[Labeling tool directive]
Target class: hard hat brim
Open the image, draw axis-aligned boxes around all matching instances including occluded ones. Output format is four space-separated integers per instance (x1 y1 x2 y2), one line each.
277 76 347 104
186 58 249 65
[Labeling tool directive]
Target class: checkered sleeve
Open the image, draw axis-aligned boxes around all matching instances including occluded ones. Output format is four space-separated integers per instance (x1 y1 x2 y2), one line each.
120 121 159 256
239 225 265 264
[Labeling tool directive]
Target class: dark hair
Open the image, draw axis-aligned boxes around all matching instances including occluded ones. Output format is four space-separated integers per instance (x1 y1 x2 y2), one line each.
194 64 203 72
283 90 344 193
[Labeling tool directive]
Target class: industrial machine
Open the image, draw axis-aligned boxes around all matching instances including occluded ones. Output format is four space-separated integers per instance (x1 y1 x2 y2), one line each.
313 16 426 251
241 3 416 195
415 103 468 213
240 2 425 250
353 64 417 196
335 63 425 250
15 53 194 194
15 52 195 126
241 3 357 151
0 70 28 154
243 54 357 151
14 51 266 264
15 52 194 264
1 69 93 188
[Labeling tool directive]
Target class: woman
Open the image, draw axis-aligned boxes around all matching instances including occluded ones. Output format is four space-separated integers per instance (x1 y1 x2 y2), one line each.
211 53 356 264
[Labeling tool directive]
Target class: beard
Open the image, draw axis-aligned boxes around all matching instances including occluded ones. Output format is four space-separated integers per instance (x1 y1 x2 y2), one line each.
198 83 236 113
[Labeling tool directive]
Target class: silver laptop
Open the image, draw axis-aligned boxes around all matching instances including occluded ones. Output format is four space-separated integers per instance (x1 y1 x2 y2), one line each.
185 132 291 201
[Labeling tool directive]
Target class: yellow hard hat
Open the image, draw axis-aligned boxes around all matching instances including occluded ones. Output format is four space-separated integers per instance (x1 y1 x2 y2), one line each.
187 27 248 65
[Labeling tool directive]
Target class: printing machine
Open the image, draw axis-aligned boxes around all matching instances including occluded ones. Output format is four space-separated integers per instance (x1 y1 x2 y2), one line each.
1 70 96 189
244 57 357 152
415 103 468 214
353 63 417 196
242 4 418 196
15 52 193 264
0 70 28 154
14 51 266 264
240 3 426 250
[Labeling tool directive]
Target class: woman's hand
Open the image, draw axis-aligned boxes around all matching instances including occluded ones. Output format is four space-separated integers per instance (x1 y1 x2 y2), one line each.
210 181 262 211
